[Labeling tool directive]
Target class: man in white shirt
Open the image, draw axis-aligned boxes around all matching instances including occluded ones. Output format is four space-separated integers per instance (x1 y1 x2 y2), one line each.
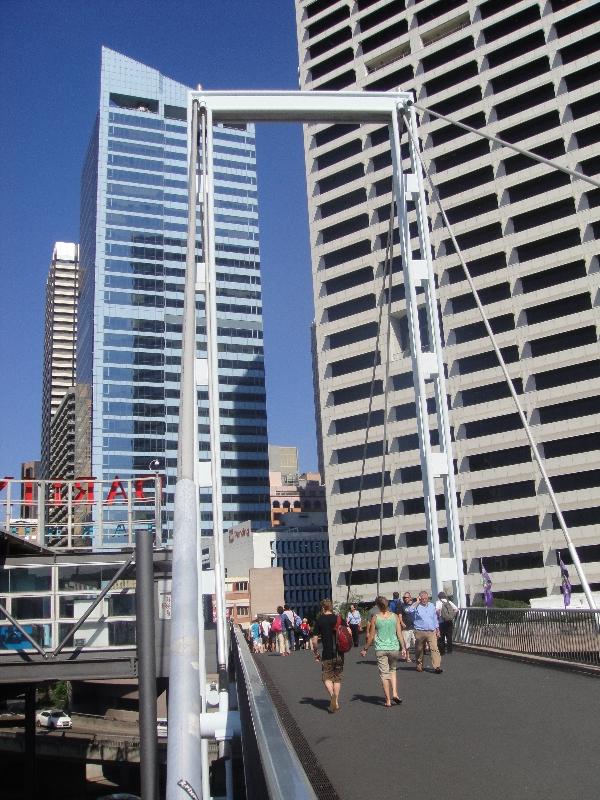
435 591 459 654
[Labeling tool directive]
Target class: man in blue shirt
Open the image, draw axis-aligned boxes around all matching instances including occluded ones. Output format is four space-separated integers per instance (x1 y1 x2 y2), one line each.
413 590 442 674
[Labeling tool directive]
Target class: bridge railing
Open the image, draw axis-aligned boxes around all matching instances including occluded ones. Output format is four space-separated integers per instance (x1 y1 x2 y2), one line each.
231 626 317 800
453 607 600 668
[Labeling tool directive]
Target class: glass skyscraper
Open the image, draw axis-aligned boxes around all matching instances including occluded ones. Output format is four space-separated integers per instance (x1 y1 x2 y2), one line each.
78 48 270 545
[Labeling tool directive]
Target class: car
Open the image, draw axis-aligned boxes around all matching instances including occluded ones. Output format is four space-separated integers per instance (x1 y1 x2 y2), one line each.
98 795 141 800
157 717 168 738
35 709 72 729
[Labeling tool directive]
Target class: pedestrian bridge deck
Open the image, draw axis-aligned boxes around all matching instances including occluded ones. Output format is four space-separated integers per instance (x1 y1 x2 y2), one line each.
255 648 598 800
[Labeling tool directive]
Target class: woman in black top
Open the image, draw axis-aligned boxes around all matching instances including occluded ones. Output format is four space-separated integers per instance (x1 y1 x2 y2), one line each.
311 598 344 713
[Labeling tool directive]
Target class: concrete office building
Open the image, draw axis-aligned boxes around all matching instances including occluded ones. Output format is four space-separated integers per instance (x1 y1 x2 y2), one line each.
295 0 600 604
78 48 270 544
268 445 300 481
40 242 79 479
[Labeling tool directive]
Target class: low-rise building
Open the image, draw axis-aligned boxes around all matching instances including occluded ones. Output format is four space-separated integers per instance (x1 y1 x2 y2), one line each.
224 521 331 619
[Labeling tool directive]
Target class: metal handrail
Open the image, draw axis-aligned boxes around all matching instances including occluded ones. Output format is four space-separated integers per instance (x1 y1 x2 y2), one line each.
232 626 317 800
454 607 600 667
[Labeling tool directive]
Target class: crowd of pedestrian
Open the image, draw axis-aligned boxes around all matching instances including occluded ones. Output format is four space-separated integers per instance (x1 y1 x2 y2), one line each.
247 588 459 714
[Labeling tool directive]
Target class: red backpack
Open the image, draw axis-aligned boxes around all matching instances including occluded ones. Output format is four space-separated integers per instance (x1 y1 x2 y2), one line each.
271 615 282 633
335 614 353 654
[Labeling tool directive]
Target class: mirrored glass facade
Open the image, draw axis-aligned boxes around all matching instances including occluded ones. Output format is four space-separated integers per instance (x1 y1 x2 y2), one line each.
78 48 270 546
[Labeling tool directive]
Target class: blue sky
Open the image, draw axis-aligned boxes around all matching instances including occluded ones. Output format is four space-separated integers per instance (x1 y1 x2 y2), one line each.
0 0 318 479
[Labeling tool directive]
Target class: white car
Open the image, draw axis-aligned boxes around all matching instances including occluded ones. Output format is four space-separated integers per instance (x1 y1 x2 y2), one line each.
36 709 72 729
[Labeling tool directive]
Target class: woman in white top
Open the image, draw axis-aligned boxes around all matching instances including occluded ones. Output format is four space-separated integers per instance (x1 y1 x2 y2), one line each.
346 604 362 647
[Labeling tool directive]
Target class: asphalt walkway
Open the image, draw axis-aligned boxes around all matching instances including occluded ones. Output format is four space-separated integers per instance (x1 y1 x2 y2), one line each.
256 647 598 800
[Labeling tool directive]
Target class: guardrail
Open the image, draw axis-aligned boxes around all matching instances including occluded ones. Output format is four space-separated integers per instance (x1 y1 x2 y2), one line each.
231 625 317 800
454 607 600 668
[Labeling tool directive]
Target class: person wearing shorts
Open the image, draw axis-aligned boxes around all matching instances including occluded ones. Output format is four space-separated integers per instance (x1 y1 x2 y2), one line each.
361 596 406 707
311 598 343 713
399 591 416 662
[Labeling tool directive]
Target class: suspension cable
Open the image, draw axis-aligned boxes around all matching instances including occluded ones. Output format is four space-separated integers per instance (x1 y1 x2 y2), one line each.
345 205 395 606
412 102 600 191
376 207 395 597
403 116 597 611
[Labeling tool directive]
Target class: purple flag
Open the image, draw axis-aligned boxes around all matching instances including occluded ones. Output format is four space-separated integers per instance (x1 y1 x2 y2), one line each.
481 561 493 607
559 553 571 608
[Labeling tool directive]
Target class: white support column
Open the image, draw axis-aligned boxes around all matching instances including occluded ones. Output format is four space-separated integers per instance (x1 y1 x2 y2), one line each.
389 107 443 597
405 104 466 607
199 104 229 688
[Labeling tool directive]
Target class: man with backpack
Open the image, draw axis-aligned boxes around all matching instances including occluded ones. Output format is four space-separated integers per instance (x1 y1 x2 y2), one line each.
311 598 353 713
436 591 458 655
272 606 290 655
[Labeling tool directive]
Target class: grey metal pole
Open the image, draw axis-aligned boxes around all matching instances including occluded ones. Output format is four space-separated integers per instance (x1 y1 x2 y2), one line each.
24 684 36 800
136 529 158 800
166 97 203 800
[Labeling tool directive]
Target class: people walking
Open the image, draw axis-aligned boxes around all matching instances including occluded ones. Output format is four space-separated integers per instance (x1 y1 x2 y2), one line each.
283 604 296 652
273 606 290 655
311 598 344 713
260 617 271 651
360 597 406 707
399 591 416 662
250 618 262 653
346 604 362 647
436 591 458 655
413 591 442 673
300 618 311 649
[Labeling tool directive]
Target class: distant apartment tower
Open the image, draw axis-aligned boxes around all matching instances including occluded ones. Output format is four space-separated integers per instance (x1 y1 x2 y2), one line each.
295 0 600 604
268 445 300 481
78 48 270 543
40 242 79 478
20 461 40 519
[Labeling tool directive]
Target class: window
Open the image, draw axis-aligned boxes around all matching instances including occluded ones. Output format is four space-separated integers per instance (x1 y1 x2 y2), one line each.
108 594 136 616
338 471 390 494
330 350 378 377
474 516 539 539
58 565 119 591
343 567 398 586
58 595 97 618
321 214 369 244
468 446 531 471
4 568 51 593
534 361 600 391
538 397 600 425
446 253 506 283
528 326 596 358
543 432 600 460
511 198 576 233
332 379 382 406
335 440 384 464
236 606 249 617
340 503 393 524
524 293 591 326
507 171 571 204
329 321 377 349
310 49 354 81
12 597 51 620
361 20 408 54
108 621 136 646
316 164 365 195
335 409 384 435
408 563 431 580
483 552 543 572
464 413 521 439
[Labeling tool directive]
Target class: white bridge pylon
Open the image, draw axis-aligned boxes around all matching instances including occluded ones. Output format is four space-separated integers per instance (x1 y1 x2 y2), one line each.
167 90 465 800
